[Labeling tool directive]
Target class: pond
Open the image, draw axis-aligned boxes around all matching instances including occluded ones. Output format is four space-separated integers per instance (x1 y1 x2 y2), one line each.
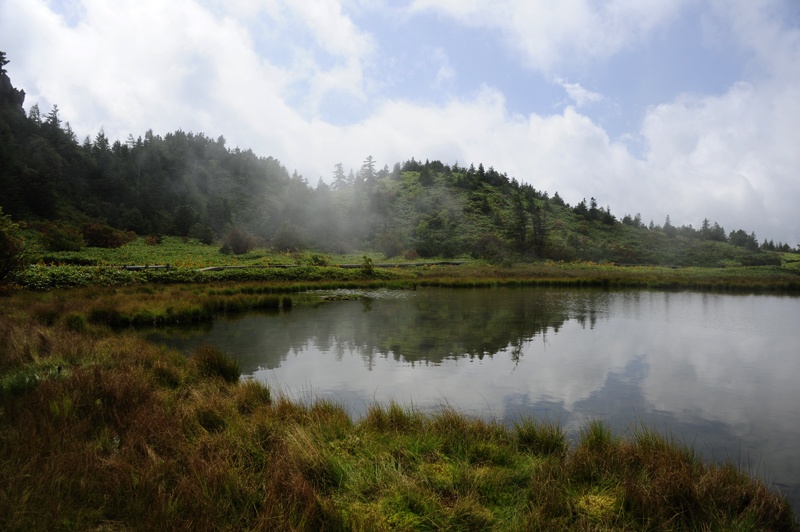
148 287 800 511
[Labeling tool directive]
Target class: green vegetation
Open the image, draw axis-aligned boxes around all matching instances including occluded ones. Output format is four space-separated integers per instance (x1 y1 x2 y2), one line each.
1 234 797 292
0 206 27 286
0 294 797 530
2 49 799 529
2 52 797 277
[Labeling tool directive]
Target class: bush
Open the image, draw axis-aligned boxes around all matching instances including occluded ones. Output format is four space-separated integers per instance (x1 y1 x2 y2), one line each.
81 223 135 248
0 207 27 285
270 221 307 252
144 234 163 246
740 253 782 267
375 230 405 258
471 233 508 263
189 223 216 245
403 249 419 261
220 226 256 255
191 345 240 383
309 254 329 266
361 255 375 276
38 221 85 251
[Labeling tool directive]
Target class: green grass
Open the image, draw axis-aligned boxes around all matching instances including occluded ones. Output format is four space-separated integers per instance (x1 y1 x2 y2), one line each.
34 236 395 269
0 294 797 530
12 235 800 292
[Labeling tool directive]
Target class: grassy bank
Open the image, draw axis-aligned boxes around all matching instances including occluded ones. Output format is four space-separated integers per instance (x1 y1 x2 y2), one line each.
411 261 800 292
0 289 797 530
13 259 800 293
12 236 800 292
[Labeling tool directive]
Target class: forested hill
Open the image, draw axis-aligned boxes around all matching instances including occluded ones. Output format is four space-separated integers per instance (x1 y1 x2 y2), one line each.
0 52 793 266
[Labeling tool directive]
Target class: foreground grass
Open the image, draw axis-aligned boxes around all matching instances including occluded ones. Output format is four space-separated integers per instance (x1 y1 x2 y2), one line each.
1 293 797 530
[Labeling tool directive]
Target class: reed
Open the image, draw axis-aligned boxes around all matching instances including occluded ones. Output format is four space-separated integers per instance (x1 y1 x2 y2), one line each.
190 344 241 383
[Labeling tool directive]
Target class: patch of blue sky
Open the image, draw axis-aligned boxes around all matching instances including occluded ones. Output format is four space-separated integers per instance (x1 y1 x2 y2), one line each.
364 8 562 117
581 4 745 140
47 0 84 28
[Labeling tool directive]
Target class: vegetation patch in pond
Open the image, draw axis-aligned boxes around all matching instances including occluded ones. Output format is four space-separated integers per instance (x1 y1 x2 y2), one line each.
312 287 417 302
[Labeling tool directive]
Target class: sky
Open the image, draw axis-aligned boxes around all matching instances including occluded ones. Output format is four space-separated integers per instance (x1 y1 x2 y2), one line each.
1 0 799 245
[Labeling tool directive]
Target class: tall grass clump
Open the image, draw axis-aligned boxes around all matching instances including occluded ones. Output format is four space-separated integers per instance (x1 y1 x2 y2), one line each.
580 418 617 451
515 418 567 458
190 344 240 383
62 312 87 332
235 378 272 414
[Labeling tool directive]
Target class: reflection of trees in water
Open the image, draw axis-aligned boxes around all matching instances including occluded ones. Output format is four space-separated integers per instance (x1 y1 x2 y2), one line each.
277 288 611 368
156 288 614 372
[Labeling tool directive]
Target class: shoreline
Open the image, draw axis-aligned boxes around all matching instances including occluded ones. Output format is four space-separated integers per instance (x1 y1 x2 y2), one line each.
1 271 799 528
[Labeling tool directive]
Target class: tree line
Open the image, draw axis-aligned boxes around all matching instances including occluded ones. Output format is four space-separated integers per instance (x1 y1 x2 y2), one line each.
1 51 795 267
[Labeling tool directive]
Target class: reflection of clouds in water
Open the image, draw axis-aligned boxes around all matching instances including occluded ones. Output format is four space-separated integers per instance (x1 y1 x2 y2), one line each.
510 319 641 410
156 289 800 510
604 293 800 437
641 322 800 437
237 291 800 436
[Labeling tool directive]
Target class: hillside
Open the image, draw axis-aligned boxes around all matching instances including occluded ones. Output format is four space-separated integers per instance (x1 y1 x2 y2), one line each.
0 52 795 267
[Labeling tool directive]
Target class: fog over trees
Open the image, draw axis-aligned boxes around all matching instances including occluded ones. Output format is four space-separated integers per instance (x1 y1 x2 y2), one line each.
1 52 795 265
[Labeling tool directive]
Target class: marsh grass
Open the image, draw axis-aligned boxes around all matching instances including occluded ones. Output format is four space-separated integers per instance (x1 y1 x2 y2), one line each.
413 261 800 292
515 418 567 458
190 345 241 383
1 290 798 530
15 235 800 293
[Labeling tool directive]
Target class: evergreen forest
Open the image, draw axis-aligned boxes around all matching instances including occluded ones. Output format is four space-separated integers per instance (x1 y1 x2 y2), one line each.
1 52 796 267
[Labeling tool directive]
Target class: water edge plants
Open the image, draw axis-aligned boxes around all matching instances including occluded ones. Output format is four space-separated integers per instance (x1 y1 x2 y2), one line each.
0 288 798 530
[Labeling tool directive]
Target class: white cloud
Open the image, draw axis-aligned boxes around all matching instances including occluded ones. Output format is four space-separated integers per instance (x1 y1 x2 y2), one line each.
431 48 456 89
298 87 642 212
555 78 604 108
408 0 685 73
290 0 375 59
1 0 798 244
632 0 800 243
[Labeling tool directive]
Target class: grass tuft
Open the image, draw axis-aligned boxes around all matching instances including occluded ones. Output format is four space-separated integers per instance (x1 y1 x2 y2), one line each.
190 344 240 383
515 418 567 458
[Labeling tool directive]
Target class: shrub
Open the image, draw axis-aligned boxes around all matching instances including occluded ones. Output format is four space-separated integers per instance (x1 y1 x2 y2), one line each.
0 207 27 285
191 345 240 383
270 221 307 252
188 223 216 245
471 233 508 263
309 254 329 266
375 230 405 258
361 255 375 276
81 223 136 248
403 249 419 261
38 221 85 251
740 253 782 267
144 235 162 246
220 226 256 255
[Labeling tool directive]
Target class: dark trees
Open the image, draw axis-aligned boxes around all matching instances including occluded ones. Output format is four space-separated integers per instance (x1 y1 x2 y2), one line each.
0 207 27 285
729 229 759 251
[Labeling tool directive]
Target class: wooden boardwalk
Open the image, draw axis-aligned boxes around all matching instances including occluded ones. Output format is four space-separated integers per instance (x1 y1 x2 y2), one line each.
118 261 469 272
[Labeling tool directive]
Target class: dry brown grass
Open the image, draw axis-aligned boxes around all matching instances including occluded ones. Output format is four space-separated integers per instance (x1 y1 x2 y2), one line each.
1 289 797 530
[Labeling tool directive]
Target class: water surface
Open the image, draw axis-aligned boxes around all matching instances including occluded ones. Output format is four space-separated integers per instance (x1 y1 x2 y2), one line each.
150 287 800 510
